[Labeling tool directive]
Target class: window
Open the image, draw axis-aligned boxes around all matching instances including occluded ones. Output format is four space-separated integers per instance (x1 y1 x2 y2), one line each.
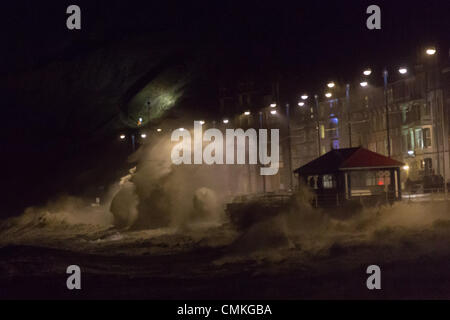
413 104 420 121
423 128 431 148
415 128 423 149
402 131 408 153
408 128 414 150
332 140 339 150
350 170 391 188
424 158 432 174
424 102 431 117
320 125 325 139
401 107 407 123
308 176 317 189
323 175 336 189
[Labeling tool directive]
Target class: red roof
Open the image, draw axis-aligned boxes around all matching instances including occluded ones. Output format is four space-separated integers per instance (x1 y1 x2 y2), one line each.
294 147 404 175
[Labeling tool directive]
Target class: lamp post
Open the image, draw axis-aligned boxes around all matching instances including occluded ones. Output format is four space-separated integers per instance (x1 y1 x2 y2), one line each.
284 103 294 191
314 94 322 156
383 69 391 157
346 84 352 147
259 111 266 193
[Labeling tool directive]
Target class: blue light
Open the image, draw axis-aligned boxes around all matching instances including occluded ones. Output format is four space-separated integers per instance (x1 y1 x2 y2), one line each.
331 117 338 124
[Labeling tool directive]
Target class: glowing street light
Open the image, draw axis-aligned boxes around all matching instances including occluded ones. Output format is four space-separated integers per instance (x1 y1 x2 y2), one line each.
270 103 277 108
244 111 251 116
363 68 372 76
399 67 408 75
403 165 410 171
327 82 335 88
157 128 162 132
426 48 436 55
199 120 205 125
301 94 308 100
120 134 126 140
141 133 147 139
360 81 368 87
298 102 305 107
325 92 332 98
223 119 229 124
270 110 277 115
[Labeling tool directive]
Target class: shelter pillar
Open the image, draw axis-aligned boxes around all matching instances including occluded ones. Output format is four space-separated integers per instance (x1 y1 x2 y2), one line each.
344 172 350 200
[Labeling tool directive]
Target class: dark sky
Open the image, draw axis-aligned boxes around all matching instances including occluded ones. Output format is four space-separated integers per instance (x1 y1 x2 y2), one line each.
2 0 449 92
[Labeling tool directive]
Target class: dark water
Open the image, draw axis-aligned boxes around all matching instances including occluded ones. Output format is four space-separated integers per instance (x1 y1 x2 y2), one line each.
2 200 450 299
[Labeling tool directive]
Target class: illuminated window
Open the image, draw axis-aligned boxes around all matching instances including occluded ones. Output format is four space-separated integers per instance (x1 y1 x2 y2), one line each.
320 125 325 139
409 128 414 150
323 175 336 189
415 128 423 149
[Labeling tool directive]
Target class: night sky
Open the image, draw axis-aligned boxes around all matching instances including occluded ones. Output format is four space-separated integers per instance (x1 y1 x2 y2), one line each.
1 0 449 217
3 1 449 89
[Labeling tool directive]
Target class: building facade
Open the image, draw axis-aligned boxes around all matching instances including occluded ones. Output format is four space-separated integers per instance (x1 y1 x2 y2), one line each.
288 62 450 192
218 55 450 195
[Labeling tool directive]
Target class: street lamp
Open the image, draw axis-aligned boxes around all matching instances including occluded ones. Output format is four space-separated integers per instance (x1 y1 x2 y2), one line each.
360 81 368 87
301 94 308 100
426 48 436 55
270 103 277 108
157 128 162 132
120 134 126 140
141 133 147 139
223 119 229 124
298 102 305 107
325 92 332 98
327 82 335 88
199 120 205 125
244 111 251 116
398 67 408 74
363 68 372 76
270 110 277 115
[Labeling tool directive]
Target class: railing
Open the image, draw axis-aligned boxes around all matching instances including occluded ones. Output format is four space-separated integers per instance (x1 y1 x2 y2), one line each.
312 191 398 208
402 188 449 202
226 188 449 211
230 191 293 204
